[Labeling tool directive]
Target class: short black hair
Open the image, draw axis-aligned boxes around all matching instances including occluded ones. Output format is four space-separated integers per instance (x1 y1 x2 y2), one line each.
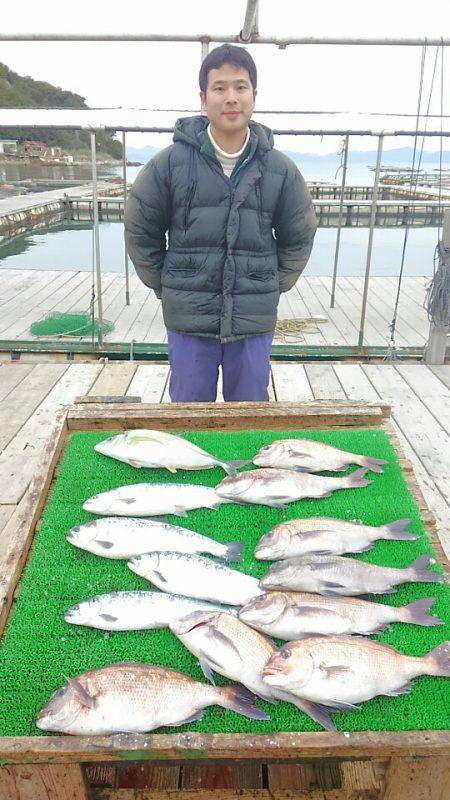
199 44 257 93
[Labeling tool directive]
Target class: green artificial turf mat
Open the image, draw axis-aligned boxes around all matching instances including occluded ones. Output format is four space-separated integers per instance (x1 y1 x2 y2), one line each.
0 427 448 736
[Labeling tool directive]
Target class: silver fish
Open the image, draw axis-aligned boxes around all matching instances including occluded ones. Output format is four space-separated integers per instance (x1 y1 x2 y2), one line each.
83 483 231 517
67 517 242 562
255 517 416 559
263 636 450 730
239 591 443 639
260 553 445 596
128 551 264 606
215 467 371 509
253 438 388 473
94 429 248 475
36 662 268 734
65 591 239 631
170 610 323 719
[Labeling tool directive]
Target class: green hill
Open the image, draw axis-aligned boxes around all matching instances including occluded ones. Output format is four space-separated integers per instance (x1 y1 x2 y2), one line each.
0 62 122 159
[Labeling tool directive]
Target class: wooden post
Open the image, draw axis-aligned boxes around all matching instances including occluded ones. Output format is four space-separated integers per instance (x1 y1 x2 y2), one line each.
425 209 449 365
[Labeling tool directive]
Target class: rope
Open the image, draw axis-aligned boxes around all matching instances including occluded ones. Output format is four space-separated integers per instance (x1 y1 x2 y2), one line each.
424 242 450 326
274 317 328 343
90 220 96 347
385 42 429 360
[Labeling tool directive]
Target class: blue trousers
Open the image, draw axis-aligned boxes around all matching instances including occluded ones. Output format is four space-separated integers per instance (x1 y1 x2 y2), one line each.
167 330 274 402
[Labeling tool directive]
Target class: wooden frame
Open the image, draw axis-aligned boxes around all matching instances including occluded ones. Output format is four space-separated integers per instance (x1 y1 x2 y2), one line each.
0 401 449 800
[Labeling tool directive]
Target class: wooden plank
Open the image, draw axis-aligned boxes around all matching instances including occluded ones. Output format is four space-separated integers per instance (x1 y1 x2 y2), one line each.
0 505 15 534
1 272 89 339
0 364 68 452
381 756 449 800
332 363 381 402
85 764 117 788
89 791 342 800
0 410 68 635
0 363 34 402
345 276 427 345
67 401 387 432
117 764 180 789
127 365 171 403
1 730 449 765
363 364 450 501
88 364 138 397
268 760 344 792
271 364 313 401
296 278 349 346
429 365 450 390
340 759 385 795
0 363 102 504
0 763 88 800
395 365 450 435
312 277 362 346
325 277 387 346
182 762 262 790
0 271 80 336
305 364 346 400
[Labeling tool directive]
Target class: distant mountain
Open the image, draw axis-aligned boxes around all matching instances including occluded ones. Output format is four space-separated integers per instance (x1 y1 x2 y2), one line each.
0 62 122 159
127 143 449 168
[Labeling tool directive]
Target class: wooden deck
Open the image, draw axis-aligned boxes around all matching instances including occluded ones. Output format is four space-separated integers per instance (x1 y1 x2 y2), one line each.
0 361 448 558
0 269 434 349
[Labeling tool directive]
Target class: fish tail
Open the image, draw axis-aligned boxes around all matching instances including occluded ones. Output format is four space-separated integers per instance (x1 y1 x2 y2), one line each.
358 456 388 474
224 459 253 476
407 554 445 584
217 685 269 720
223 541 244 563
381 518 416 541
400 597 444 627
423 641 450 676
340 467 372 490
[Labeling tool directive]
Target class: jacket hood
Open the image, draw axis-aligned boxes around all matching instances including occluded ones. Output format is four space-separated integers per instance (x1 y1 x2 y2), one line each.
173 114 274 153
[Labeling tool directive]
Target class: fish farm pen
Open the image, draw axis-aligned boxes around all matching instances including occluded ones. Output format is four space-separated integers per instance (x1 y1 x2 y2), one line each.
0 4 450 799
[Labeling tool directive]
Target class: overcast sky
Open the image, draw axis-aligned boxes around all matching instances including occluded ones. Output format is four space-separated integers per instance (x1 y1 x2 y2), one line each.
1 0 449 154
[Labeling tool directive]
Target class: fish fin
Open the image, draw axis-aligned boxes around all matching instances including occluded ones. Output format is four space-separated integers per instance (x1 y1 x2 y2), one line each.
166 466 177 474
320 582 346 597
153 570 168 583
267 496 291 509
225 459 253 476
360 456 389 474
291 466 315 473
381 518 416 540
96 540 115 550
425 641 450 677
407 554 445 584
128 459 142 468
223 541 243 563
325 700 360 712
173 506 188 517
120 497 136 505
383 681 414 697
292 605 340 619
319 663 351 678
199 659 216 685
322 580 346 589
343 467 372 489
297 529 331 539
401 597 443 627
285 695 336 731
207 628 242 659
65 678 96 709
172 709 204 726
99 613 119 622
353 545 373 554
218 686 269 721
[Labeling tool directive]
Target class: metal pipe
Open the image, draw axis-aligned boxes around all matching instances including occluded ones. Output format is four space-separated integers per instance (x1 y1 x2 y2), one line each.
122 131 130 305
357 134 384 349
90 131 104 348
330 134 349 308
240 0 259 42
2 33 450 45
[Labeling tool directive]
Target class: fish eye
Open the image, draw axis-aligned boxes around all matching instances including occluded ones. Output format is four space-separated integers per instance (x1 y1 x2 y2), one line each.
261 445 271 452
281 649 291 659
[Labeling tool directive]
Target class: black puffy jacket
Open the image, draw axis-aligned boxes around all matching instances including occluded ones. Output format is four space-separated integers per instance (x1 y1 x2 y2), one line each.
125 115 317 342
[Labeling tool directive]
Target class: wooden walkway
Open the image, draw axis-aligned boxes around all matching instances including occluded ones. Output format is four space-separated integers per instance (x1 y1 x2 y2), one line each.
0 361 448 558
0 269 433 349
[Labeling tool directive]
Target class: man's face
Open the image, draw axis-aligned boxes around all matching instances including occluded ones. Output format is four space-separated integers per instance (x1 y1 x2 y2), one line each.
200 63 256 136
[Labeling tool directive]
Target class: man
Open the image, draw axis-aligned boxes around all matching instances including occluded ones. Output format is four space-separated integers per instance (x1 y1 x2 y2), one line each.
125 44 317 402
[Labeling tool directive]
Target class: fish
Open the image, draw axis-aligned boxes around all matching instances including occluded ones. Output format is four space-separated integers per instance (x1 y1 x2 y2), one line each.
252 438 388 473
215 467 371 509
65 591 239 631
94 429 248 475
128 551 264 606
36 662 268 734
255 517 416 559
67 517 242 562
239 591 444 639
169 610 326 719
262 636 450 731
260 553 445 596
83 483 232 518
